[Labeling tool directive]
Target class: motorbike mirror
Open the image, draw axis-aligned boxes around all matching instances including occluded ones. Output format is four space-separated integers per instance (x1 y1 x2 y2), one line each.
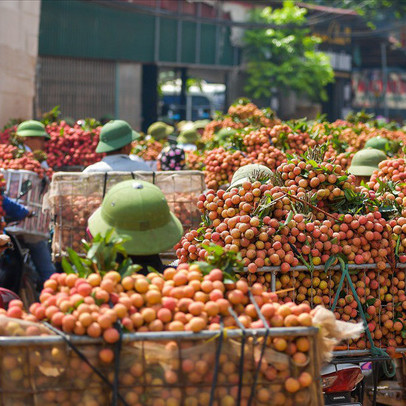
19 180 32 198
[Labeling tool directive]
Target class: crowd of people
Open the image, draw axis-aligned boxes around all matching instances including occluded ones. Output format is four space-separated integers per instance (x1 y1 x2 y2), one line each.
0 117 207 292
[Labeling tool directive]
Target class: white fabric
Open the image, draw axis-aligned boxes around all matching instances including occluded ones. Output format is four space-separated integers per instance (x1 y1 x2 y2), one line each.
83 154 152 173
178 143 197 152
24 145 49 169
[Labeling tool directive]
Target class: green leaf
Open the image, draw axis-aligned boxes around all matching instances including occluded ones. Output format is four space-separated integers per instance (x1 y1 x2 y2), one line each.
61 257 75 274
87 241 102 261
104 228 115 245
67 247 88 277
117 257 133 276
366 298 376 306
194 261 215 275
284 210 293 226
147 266 160 275
324 255 337 271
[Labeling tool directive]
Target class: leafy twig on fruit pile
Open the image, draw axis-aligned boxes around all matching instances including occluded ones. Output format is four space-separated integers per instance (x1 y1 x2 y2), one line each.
283 192 340 222
330 188 377 216
194 244 243 283
290 192 314 221
268 170 284 187
303 144 327 164
41 105 61 126
248 169 273 184
252 193 283 218
61 229 140 278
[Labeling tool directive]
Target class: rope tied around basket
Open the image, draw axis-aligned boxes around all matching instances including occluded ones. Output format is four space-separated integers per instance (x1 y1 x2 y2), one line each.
42 321 130 406
331 259 396 378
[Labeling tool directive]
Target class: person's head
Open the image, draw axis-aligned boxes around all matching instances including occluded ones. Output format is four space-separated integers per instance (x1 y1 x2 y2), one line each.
88 180 183 256
147 122 174 141
193 120 210 136
177 128 199 145
228 164 273 189
16 120 50 151
96 120 140 155
348 148 387 184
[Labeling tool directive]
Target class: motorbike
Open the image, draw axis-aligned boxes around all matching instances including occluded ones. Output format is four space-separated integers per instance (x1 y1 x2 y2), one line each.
0 180 40 308
322 362 365 405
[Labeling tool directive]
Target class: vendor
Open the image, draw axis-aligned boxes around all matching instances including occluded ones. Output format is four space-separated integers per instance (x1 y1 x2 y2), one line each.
15 121 55 286
147 122 174 142
87 180 183 273
0 195 32 291
348 148 387 185
83 120 151 173
193 120 210 137
177 127 199 152
16 120 50 169
158 138 186 171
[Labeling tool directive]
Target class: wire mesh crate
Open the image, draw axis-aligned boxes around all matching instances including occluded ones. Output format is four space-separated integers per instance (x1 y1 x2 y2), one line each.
47 171 205 259
0 327 323 406
239 263 406 353
2 169 51 240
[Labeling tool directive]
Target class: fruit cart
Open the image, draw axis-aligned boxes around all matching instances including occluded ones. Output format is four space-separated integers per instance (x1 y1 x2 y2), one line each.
45 171 205 260
2 169 51 239
0 326 323 406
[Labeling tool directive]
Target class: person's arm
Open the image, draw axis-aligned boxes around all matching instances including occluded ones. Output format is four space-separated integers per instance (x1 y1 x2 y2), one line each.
2 196 30 222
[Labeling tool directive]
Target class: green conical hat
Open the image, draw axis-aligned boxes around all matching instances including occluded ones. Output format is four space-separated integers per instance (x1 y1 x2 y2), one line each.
216 127 237 141
16 120 50 139
96 120 140 153
177 128 199 145
88 180 183 255
177 121 194 132
229 164 273 189
348 148 387 177
364 137 390 152
147 122 174 140
194 119 210 129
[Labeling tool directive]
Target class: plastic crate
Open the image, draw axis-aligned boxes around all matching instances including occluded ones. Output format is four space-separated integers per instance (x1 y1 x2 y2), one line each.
47 171 205 259
0 327 323 406
2 169 51 240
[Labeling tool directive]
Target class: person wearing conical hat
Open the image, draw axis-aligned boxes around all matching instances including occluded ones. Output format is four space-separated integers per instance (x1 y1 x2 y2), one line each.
88 180 183 273
17 120 51 170
83 120 151 173
147 122 174 141
177 127 199 152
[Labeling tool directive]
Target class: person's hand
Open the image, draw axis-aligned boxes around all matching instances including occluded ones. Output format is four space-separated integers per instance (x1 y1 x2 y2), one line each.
27 210 36 218
0 235 11 253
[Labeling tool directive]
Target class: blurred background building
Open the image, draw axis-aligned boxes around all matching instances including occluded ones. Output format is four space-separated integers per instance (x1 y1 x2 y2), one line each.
1 0 405 129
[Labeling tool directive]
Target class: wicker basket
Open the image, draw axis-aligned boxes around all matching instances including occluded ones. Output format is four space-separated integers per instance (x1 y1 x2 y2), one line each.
2 169 50 240
47 171 205 259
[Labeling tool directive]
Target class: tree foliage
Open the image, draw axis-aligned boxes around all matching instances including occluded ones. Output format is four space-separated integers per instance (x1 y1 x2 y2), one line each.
308 0 406 25
243 1 334 101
